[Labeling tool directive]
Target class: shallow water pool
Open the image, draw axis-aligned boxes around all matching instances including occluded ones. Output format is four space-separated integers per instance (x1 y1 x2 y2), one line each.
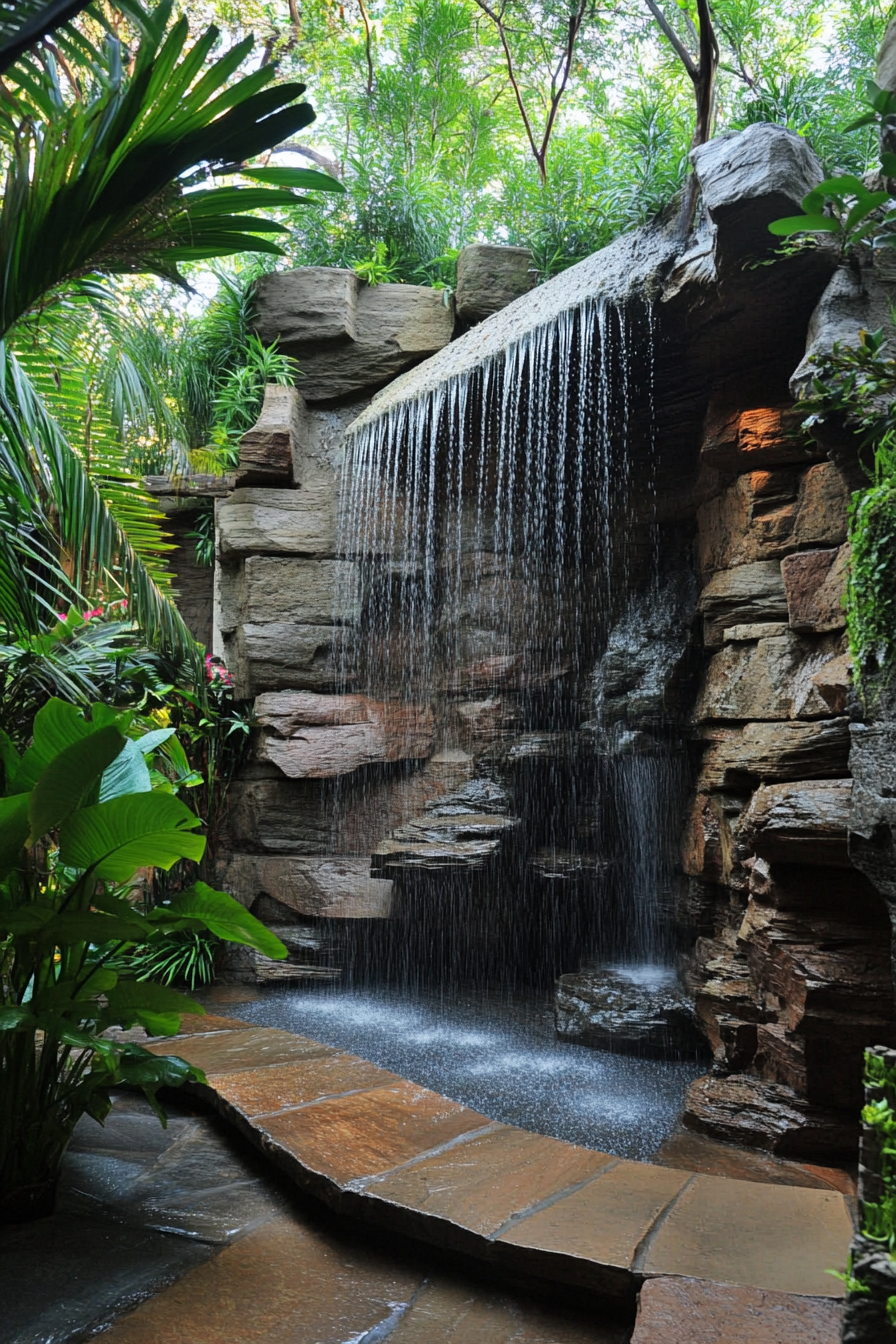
228 984 704 1162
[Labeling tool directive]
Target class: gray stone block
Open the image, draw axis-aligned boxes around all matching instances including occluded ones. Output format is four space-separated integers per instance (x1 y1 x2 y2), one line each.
456 244 533 324
216 486 336 561
218 853 394 918
253 267 359 347
242 556 358 625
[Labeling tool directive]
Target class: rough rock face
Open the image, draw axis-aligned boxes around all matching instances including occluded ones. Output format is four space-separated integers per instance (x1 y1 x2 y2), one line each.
217 854 394 918
555 968 707 1057
455 244 534 324
849 707 896 983
253 269 455 402
781 545 849 633
254 690 435 779
234 383 300 488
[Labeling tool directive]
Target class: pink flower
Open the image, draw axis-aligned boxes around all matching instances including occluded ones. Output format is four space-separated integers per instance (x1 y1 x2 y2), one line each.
83 607 103 620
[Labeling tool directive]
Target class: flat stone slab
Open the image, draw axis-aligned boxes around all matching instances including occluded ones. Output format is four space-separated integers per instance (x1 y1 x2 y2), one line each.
632 1277 843 1343
153 1020 852 1306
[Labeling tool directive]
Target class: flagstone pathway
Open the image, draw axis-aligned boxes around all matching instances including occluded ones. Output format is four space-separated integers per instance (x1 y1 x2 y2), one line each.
135 1012 853 1341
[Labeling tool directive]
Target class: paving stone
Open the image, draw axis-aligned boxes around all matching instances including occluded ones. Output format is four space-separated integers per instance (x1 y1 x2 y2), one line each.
171 1012 253 1036
389 1273 629 1343
632 1276 843 1343
364 1123 615 1243
210 1053 402 1118
148 1026 336 1076
641 1173 852 1296
495 1162 691 1294
653 1129 855 1192
97 1211 425 1344
256 1082 492 1191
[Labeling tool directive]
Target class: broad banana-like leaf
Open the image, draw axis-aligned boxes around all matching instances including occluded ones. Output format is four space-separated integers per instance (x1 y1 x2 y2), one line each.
59 789 205 879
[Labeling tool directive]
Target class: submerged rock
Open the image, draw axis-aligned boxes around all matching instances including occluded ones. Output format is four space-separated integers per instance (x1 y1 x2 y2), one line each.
554 967 707 1058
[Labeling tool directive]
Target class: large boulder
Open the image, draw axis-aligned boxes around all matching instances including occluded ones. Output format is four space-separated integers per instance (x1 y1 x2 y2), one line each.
736 778 853 866
253 269 455 402
554 967 706 1057
698 560 788 648
695 631 846 721
254 691 435 779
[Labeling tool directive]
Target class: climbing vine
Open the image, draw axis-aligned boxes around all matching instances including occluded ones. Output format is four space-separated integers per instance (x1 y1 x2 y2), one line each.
799 327 896 691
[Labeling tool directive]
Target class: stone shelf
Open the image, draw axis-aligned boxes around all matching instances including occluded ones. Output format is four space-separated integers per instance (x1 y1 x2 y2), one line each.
148 1014 853 1307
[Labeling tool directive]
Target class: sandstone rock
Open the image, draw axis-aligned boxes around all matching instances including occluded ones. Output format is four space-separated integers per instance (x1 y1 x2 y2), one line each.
696 718 851 790
217 853 394 918
232 621 341 695
701 403 820 472
214 563 244 638
681 792 746 882
554 967 706 1057
792 464 850 548
235 383 303 488
695 631 846 721
810 653 853 715
692 123 824 265
737 779 853 866
697 471 801 573
724 622 789 641
683 1072 856 1155
455 244 534 324
792 257 896 399
698 560 788 647
225 771 335 854
217 487 336 561
253 271 455 402
782 546 849 633
241 556 358 625
255 693 434 778
253 267 359 346
632 1275 844 1344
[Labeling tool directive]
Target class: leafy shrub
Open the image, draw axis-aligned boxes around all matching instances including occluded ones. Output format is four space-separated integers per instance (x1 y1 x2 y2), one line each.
0 698 285 1223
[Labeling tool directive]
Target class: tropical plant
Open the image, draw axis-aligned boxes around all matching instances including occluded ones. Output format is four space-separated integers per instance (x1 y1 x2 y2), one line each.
0 696 286 1223
0 0 343 664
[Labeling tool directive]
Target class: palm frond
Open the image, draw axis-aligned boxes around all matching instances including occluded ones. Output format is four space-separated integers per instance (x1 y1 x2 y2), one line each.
0 1 95 75
0 2 337 338
0 342 198 666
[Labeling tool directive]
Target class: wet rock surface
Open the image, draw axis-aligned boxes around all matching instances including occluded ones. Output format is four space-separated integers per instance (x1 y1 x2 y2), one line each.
554 967 707 1058
632 1277 843 1344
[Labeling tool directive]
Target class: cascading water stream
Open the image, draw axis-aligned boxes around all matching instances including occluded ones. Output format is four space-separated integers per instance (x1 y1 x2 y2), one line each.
332 293 687 988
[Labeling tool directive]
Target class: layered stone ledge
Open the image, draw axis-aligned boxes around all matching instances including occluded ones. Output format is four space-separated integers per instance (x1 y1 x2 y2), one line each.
149 1015 852 1305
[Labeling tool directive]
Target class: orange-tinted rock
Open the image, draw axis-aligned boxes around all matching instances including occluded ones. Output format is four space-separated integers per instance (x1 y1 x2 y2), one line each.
257 1083 492 1189
641 1173 852 1296
697 470 801 573
782 545 849 632
702 404 819 472
632 1276 843 1343
209 1054 402 1119
652 1128 851 1190
98 1210 424 1344
736 779 852 866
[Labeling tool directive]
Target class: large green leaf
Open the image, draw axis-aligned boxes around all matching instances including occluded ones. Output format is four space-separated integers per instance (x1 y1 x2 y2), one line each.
99 736 152 802
156 881 288 958
15 696 97 792
28 724 125 841
58 790 205 879
106 979 203 1033
768 214 843 237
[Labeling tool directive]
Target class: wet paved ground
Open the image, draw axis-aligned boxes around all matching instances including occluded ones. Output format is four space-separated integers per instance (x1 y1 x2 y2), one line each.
223 985 705 1161
0 1093 629 1344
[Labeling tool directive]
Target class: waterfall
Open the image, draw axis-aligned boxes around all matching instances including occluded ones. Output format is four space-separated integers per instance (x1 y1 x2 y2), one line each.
334 294 686 983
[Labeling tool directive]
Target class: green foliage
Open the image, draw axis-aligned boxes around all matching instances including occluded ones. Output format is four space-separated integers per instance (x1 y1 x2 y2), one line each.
203 333 297 470
859 1052 896 1252
796 325 896 688
769 174 891 254
186 504 216 568
0 697 285 1221
114 926 220 992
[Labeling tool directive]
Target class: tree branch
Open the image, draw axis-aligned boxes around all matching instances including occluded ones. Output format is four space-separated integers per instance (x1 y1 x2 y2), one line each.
641 0 697 81
357 0 374 96
472 0 543 176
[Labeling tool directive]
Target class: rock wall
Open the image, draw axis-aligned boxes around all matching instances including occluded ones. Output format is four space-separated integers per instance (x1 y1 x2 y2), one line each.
203 128 896 1155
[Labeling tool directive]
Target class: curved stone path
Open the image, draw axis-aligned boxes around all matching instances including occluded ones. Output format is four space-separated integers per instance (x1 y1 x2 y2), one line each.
148 1013 852 1311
